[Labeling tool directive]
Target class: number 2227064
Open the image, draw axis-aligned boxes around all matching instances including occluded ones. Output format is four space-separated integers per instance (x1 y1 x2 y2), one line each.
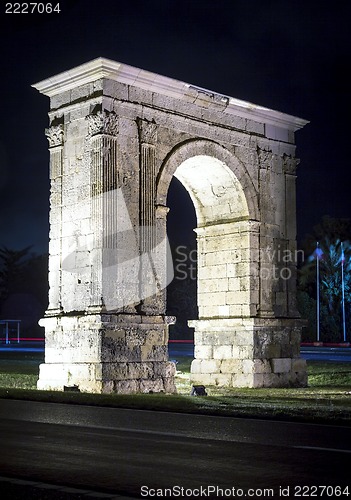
5 3 61 14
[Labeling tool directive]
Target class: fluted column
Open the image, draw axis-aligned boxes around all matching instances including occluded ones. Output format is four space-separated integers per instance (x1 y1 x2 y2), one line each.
86 110 119 309
137 118 162 314
257 149 275 317
45 124 64 314
283 155 300 317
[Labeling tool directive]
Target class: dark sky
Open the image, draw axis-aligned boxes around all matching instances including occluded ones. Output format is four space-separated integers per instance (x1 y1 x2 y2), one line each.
0 0 350 254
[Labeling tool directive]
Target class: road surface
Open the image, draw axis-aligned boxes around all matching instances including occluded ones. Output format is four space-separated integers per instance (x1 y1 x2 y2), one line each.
0 399 350 498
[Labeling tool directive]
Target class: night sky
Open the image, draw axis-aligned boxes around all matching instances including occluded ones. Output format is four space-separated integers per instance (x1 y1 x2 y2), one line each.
0 0 350 255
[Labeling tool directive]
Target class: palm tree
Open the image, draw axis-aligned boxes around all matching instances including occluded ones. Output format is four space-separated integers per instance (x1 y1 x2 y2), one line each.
320 239 350 314
298 237 350 341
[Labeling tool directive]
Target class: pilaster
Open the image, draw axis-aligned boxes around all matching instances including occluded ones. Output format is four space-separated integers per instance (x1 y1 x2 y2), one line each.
45 123 64 314
86 109 119 310
137 118 162 314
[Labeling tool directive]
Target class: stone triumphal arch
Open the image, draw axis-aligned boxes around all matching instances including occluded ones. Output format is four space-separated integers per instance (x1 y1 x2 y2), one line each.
33 58 309 393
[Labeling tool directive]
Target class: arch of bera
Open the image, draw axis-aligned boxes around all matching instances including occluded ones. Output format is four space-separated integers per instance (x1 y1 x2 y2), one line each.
32 58 309 393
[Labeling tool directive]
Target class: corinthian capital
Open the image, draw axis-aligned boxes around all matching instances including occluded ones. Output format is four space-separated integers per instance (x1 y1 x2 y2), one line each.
283 155 300 175
137 118 157 145
257 147 273 169
86 111 118 137
45 124 64 148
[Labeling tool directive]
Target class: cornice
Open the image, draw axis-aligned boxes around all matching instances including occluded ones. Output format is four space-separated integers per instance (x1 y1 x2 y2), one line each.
32 57 309 132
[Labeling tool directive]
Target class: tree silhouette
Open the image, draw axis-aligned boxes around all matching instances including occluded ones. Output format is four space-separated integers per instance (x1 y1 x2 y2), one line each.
0 246 32 306
0 247 48 337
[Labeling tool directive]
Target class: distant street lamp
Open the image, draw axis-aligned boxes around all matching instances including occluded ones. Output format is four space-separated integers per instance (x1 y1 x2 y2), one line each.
341 242 346 342
314 242 323 342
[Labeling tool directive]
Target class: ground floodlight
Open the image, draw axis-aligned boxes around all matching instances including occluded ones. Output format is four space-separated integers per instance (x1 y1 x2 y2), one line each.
191 385 207 396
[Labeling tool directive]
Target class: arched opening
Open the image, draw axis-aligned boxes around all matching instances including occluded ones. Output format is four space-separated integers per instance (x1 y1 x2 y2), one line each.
172 154 249 227
166 177 198 345
163 153 252 322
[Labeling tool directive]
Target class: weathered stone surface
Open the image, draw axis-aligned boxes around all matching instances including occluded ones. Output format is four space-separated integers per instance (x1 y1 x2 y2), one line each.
190 318 306 388
33 58 308 392
270 358 292 374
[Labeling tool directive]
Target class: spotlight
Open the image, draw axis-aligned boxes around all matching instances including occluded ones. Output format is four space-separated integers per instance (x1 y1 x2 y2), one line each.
63 385 80 392
191 385 207 396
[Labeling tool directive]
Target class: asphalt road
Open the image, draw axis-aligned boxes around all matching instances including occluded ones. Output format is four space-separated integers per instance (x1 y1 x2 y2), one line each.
300 346 351 362
0 400 350 499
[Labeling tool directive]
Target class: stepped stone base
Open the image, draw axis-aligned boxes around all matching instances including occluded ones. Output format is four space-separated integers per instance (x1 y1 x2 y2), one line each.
190 318 307 388
37 313 177 394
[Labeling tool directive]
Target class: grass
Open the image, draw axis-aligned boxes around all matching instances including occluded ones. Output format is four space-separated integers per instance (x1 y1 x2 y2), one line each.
0 351 351 425
0 352 43 389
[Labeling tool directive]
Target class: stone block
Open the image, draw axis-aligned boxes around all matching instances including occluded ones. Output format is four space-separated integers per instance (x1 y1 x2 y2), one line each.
101 381 114 393
104 79 128 100
270 358 292 374
200 359 221 374
217 305 230 316
232 345 254 359
242 359 254 374
194 345 213 359
235 330 254 346
292 358 307 372
253 358 271 374
256 343 281 358
213 345 232 359
205 250 239 266
38 363 67 383
200 264 227 280
220 359 243 373
199 291 226 306
189 373 209 387
190 359 202 374
232 373 253 388
198 278 228 293
154 361 176 378
210 374 232 386
128 362 154 379
252 373 265 388
145 345 168 362
246 119 265 135
228 278 241 291
51 89 72 110
295 370 308 387
228 304 243 316
281 342 295 358
114 380 139 394
140 378 164 393
225 290 250 305
102 362 127 380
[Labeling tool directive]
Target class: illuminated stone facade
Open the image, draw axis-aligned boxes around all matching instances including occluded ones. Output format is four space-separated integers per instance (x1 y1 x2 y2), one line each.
33 58 308 392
